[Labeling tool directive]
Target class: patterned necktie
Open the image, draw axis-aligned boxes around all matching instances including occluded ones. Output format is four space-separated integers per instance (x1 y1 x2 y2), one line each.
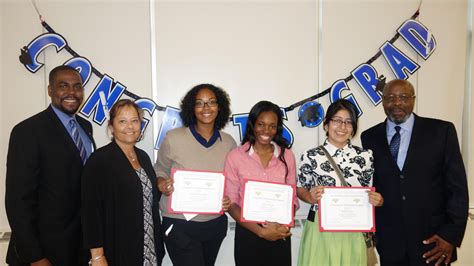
389 126 401 162
69 119 87 164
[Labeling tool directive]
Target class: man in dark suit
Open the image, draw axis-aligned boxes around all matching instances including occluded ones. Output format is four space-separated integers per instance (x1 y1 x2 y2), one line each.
361 79 468 265
5 65 95 265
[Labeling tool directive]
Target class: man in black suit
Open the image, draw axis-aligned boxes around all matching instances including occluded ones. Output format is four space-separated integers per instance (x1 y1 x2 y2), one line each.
5 65 95 265
361 79 468 265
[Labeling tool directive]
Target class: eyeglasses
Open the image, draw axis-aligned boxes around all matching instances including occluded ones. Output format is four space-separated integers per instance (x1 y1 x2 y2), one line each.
195 99 218 108
383 94 415 103
330 119 353 128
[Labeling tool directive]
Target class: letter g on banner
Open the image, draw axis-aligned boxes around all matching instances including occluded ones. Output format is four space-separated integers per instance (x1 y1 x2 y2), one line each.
330 79 363 117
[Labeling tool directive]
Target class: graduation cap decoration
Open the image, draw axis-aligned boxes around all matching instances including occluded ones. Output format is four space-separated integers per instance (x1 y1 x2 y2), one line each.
375 75 386 94
298 101 323 128
19 46 33 65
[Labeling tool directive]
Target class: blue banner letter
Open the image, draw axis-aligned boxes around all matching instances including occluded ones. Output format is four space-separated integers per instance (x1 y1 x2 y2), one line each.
380 41 419 80
330 79 363 116
80 74 125 125
24 33 67 73
351 64 382 105
398 19 436 60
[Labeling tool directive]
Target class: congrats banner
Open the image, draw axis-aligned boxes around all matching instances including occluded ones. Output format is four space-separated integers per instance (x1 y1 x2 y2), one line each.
19 10 435 149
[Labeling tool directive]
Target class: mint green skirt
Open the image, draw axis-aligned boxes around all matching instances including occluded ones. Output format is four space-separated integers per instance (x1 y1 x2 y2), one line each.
297 214 367 266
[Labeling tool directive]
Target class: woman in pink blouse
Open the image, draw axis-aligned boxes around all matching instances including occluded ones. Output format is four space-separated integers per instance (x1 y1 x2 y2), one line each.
224 101 298 266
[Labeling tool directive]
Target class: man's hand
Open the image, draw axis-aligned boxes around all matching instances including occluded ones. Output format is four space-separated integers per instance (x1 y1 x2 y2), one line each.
422 234 454 265
368 191 384 207
31 258 52 266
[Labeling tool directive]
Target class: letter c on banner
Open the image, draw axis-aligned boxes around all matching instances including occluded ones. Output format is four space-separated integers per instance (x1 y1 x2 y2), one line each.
24 33 67 73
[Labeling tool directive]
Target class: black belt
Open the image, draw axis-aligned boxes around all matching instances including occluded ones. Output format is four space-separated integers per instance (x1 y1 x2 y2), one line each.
307 209 316 222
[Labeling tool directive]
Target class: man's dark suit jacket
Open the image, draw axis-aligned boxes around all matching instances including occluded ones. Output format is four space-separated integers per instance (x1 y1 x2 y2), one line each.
361 114 468 265
5 105 95 265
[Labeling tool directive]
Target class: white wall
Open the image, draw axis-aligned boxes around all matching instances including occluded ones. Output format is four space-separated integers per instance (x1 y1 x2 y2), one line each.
467 0 474 212
1 0 472 265
1 0 46 236
154 1 320 157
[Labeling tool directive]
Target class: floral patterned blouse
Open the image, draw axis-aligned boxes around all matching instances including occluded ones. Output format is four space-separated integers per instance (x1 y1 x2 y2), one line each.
297 140 374 210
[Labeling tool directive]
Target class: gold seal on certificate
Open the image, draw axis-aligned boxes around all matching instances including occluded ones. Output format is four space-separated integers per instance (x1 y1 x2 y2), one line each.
169 169 225 214
318 187 375 232
241 180 295 226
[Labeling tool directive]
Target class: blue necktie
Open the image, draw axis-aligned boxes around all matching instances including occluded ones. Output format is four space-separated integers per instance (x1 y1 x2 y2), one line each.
69 119 87 164
389 126 401 162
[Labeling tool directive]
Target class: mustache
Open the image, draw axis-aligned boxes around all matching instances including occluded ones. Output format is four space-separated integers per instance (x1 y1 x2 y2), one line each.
61 96 80 101
389 107 405 112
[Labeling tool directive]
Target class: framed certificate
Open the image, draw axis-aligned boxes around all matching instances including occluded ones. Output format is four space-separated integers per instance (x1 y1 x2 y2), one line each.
241 179 295 226
168 168 225 214
318 187 375 232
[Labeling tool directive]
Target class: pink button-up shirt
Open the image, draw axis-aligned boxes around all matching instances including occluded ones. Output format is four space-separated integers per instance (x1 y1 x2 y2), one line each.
224 142 298 209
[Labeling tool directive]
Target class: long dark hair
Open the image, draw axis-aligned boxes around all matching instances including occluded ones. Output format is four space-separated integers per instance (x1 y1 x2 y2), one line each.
242 101 290 177
179 84 231 130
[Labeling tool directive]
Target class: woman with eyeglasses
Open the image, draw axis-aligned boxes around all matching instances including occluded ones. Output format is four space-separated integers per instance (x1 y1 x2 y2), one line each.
154 84 236 266
296 99 384 266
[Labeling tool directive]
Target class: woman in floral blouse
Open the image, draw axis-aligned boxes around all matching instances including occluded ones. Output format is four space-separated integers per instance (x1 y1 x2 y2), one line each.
296 99 384 266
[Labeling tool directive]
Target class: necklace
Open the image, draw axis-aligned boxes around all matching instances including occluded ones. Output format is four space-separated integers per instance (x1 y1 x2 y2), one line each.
128 153 137 162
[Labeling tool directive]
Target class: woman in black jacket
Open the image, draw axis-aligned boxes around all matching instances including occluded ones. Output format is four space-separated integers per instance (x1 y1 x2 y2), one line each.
82 99 165 265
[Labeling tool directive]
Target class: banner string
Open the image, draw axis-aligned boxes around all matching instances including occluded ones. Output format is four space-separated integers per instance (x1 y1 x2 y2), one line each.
25 1 420 117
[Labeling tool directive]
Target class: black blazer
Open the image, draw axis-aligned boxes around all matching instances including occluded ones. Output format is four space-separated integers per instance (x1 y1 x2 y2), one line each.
5 106 95 265
81 141 165 265
361 114 468 264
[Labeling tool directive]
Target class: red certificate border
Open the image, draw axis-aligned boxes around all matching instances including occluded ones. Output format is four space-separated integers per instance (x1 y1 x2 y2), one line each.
240 179 295 227
318 186 376 232
168 168 226 215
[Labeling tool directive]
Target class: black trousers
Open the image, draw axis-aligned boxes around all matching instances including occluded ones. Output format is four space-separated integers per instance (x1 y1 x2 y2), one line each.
162 215 227 266
379 251 452 266
234 223 291 266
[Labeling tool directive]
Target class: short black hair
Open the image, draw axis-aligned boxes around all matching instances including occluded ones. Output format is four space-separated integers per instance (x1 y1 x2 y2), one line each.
48 65 81 85
383 79 415 96
179 84 231 130
242 100 290 177
323 99 358 136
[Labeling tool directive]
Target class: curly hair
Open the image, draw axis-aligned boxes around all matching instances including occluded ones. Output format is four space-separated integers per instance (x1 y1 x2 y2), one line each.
242 100 290 177
179 84 231 130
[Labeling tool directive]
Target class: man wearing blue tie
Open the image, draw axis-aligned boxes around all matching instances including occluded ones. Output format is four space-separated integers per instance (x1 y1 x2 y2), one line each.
5 65 95 265
361 79 468 266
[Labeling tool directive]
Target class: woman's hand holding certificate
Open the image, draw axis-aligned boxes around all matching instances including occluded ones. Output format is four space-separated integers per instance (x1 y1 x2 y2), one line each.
169 169 225 214
318 187 375 232
241 180 295 226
